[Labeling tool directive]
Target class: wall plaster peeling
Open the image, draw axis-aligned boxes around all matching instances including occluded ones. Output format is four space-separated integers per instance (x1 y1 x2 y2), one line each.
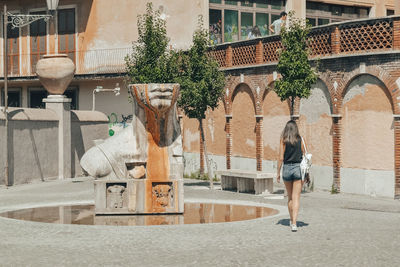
184 129 199 152
300 80 332 124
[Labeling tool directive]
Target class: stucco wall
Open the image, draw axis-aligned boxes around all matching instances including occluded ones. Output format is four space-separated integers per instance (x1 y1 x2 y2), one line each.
80 0 208 51
262 90 290 161
299 80 333 167
342 75 394 170
341 75 394 197
204 104 227 155
0 108 108 185
232 84 256 159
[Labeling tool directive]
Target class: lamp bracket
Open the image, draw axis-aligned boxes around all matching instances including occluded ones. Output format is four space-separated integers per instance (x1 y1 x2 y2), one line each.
6 12 52 28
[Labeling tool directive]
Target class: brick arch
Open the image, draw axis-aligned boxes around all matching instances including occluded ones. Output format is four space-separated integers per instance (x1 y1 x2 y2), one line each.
225 75 260 115
301 77 334 114
340 66 396 114
262 77 291 113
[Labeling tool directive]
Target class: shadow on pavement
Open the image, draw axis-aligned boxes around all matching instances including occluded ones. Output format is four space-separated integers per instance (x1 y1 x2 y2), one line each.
184 181 221 187
276 219 309 227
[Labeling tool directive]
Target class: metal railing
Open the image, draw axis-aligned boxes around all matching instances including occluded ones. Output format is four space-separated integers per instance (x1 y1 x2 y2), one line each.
0 47 132 78
0 16 399 78
208 16 400 69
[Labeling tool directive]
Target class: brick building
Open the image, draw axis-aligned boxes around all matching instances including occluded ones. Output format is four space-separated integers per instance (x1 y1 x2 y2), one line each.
1 0 400 198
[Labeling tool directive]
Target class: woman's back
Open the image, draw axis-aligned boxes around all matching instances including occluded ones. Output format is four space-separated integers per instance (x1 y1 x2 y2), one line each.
283 139 302 164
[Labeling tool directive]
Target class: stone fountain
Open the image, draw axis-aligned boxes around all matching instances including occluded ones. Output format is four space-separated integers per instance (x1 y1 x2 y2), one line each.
80 83 184 215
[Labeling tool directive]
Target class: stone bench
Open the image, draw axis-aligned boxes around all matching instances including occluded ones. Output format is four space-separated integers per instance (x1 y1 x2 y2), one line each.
217 169 274 195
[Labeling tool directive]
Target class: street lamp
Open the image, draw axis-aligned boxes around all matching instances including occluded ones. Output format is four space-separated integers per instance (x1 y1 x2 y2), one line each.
2 1 58 186
92 84 121 111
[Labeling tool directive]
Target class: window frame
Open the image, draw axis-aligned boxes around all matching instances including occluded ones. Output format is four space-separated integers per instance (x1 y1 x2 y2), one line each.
209 0 286 43
1 87 22 107
306 1 370 26
28 8 49 75
2 10 22 76
56 6 78 64
28 87 48 109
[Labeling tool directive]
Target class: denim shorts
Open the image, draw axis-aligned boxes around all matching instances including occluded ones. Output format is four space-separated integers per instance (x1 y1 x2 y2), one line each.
282 163 301 182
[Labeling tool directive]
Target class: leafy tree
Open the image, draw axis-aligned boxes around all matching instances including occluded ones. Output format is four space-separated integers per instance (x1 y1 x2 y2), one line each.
177 17 226 189
275 12 318 114
125 2 179 83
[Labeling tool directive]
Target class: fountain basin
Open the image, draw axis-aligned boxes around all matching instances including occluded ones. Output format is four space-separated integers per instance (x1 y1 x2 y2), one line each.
0 202 279 226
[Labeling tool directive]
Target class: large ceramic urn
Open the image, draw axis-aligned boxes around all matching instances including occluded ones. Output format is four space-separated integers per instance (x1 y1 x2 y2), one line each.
36 54 75 95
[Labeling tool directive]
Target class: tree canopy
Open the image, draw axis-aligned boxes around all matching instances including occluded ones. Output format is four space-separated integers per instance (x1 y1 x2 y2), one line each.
125 2 179 84
274 12 318 110
177 17 225 120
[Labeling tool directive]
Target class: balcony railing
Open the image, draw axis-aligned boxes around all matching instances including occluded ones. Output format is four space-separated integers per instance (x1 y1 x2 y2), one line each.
0 47 132 78
1 16 399 78
208 16 400 69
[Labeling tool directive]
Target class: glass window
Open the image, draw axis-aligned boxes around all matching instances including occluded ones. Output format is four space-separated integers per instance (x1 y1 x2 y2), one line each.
255 0 268 9
387 9 395 16
320 4 330 13
209 9 222 45
241 12 253 40
331 6 342 16
224 10 238 42
225 0 238 5
343 6 355 15
256 13 269 36
58 9 76 63
58 8 75 34
30 11 47 75
318 18 330 26
209 0 222 3
241 0 253 7
6 17 20 75
29 88 47 109
307 17 316 27
271 0 284 10
1 88 21 107
65 87 78 110
358 8 369 17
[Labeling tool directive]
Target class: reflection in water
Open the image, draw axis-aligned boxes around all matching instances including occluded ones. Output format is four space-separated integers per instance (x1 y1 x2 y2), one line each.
0 203 278 226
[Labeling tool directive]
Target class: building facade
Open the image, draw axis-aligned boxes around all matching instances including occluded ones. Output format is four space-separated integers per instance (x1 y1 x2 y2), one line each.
1 0 400 197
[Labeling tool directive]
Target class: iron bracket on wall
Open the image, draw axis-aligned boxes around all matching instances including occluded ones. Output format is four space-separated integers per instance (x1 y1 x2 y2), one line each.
6 12 52 28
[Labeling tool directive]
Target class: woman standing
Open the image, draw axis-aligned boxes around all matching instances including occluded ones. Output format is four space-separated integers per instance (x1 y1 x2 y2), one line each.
277 120 307 232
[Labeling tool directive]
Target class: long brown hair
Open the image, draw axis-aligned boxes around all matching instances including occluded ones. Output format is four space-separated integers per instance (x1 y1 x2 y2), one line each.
281 120 300 145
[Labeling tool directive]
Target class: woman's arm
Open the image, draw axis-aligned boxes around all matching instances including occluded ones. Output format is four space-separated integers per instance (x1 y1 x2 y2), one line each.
301 136 308 154
277 138 284 183
269 23 275 34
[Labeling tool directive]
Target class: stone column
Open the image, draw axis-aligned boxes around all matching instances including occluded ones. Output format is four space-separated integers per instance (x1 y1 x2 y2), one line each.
43 95 72 179
332 114 342 192
394 17 400 49
225 115 232 170
226 45 233 68
394 115 400 199
255 115 263 171
285 0 306 20
370 0 387 17
396 0 400 15
331 26 341 55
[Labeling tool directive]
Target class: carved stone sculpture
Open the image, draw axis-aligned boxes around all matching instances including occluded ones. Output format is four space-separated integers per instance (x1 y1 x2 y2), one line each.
80 83 184 215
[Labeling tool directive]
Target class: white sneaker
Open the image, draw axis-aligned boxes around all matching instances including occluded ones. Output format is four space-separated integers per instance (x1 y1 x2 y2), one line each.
291 224 297 232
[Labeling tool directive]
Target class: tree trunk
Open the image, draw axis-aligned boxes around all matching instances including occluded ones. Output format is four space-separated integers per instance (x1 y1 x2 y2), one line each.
199 118 214 189
290 96 295 117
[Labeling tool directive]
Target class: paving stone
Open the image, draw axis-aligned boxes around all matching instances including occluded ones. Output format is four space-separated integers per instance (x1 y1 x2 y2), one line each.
0 178 399 266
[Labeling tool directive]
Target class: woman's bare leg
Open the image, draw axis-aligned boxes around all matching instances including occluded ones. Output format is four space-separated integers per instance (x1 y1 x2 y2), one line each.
284 181 293 224
291 179 302 225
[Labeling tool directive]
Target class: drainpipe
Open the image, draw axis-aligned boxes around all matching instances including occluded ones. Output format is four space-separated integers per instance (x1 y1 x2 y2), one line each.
3 4 9 187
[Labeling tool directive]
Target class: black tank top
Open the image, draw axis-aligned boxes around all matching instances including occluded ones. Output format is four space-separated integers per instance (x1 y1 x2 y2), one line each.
283 138 302 164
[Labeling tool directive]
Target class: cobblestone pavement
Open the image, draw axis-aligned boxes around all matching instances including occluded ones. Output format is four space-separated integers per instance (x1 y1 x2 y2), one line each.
0 178 399 267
